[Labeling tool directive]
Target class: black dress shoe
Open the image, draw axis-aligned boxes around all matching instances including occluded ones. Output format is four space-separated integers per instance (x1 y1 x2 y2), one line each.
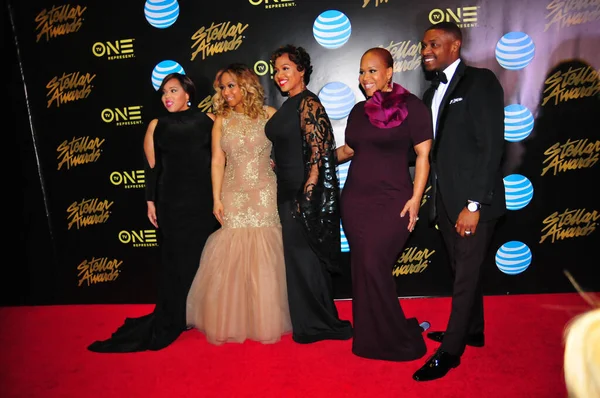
426 331 485 347
412 349 460 381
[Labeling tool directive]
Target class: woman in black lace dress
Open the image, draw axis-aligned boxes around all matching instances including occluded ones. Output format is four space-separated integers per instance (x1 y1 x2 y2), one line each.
265 45 352 344
87 73 219 352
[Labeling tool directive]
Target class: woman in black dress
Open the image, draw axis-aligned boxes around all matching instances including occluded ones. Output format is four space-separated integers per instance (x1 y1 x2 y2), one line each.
265 45 352 344
88 73 219 353
337 48 432 361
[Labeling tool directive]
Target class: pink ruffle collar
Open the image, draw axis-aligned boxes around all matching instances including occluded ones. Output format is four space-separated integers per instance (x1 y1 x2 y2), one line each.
364 83 410 129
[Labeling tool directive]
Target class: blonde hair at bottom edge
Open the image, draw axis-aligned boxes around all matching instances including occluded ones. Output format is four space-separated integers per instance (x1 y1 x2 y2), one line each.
564 307 600 398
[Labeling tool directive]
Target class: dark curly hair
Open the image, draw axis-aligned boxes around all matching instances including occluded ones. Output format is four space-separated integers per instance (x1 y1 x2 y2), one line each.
270 44 313 85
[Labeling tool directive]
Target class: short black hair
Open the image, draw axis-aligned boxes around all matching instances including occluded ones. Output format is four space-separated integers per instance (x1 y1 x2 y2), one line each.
363 47 394 69
159 73 196 104
425 21 462 42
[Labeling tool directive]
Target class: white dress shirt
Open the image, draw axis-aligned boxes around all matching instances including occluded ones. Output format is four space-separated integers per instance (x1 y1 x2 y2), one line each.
431 58 461 137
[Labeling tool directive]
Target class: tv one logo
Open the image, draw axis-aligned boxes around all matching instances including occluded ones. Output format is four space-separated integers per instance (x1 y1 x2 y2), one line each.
119 230 157 247
101 106 142 124
92 39 134 58
248 0 294 6
110 170 145 187
429 6 478 26
254 60 273 78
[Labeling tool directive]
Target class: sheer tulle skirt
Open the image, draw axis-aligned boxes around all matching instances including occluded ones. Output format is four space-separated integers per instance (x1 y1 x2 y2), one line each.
186 225 292 345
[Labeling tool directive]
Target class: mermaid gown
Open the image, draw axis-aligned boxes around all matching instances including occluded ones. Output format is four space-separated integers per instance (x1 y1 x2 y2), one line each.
186 110 292 345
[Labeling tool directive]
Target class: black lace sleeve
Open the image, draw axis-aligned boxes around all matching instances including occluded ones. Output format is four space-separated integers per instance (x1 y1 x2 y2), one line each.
295 93 341 274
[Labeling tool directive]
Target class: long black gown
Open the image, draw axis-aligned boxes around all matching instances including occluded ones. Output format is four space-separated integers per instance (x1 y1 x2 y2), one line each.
88 108 219 353
340 91 432 361
265 90 352 344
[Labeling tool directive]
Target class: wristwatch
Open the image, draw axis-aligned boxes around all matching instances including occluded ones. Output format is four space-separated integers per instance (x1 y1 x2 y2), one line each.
466 200 481 212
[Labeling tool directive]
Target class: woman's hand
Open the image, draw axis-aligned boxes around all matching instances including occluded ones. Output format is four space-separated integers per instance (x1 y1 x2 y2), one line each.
400 197 420 232
213 200 225 225
147 201 158 228
303 179 317 195
336 144 354 164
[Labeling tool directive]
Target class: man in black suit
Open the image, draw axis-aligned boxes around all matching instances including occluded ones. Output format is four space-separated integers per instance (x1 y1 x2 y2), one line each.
412 21 506 382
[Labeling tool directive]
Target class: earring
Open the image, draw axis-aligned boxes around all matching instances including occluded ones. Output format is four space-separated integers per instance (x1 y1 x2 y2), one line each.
187 100 191 106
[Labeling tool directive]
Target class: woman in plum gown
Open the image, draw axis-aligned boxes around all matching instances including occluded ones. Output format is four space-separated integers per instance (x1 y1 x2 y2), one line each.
337 48 433 361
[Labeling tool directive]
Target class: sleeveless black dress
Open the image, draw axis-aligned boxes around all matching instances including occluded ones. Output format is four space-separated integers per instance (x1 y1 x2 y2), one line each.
88 108 219 352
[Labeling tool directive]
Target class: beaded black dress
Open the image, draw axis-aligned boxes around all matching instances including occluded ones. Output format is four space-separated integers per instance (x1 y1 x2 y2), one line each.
265 90 352 344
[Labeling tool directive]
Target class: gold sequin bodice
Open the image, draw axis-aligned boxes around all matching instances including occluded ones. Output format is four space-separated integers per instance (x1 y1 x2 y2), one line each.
220 110 280 229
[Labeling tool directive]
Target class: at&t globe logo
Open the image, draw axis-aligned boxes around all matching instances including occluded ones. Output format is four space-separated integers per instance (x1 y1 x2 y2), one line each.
151 60 185 90
503 174 534 211
504 104 534 142
313 10 351 49
495 241 532 275
318 82 355 120
337 161 351 189
340 222 349 252
495 32 535 70
144 0 180 29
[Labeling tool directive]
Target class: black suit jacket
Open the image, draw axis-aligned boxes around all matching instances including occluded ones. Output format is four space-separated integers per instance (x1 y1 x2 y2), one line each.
424 61 506 223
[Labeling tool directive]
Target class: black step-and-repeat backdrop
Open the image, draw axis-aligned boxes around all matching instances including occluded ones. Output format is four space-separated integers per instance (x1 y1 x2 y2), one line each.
8 0 600 305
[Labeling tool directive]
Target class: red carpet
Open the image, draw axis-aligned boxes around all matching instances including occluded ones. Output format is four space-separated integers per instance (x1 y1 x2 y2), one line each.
0 293 590 398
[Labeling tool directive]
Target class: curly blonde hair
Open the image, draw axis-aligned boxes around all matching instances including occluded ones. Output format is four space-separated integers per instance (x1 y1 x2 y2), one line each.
212 63 267 119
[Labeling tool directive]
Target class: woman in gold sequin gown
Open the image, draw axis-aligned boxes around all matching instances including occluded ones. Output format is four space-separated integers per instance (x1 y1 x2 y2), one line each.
186 64 291 345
